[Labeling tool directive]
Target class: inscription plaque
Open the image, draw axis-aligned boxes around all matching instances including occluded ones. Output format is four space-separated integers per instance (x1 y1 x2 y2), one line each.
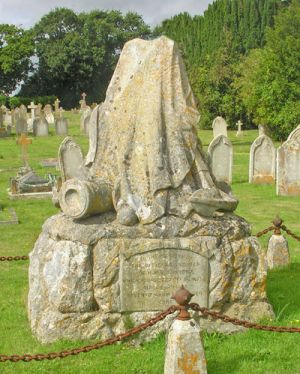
120 248 209 312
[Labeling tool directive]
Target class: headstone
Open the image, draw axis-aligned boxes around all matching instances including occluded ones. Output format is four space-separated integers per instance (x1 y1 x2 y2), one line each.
267 234 290 269
212 116 228 138
249 132 276 184
54 98 60 118
58 137 87 182
80 92 87 109
15 105 28 135
208 135 233 184
27 101 38 131
44 104 54 124
28 36 273 344
277 124 300 196
236 120 243 137
33 111 49 137
55 108 68 135
80 106 91 135
259 124 266 137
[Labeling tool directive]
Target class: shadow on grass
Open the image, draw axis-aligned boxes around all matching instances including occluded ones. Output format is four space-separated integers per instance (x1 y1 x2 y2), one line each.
267 263 300 320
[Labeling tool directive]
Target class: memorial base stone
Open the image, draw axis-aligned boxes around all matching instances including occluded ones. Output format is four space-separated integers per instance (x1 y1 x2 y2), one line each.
29 212 274 343
267 234 290 269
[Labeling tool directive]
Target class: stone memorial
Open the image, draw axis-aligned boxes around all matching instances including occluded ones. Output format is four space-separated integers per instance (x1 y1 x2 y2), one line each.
28 37 273 344
277 124 300 196
208 135 233 184
236 120 243 137
27 101 38 131
15 105 28 135
80 106 92 135
249 128 276 184
54 98 60 118
212 116 228 138
55 108 68 135
33 111 49 137
44 104 55 124
80 92 87 110
9 134 54 199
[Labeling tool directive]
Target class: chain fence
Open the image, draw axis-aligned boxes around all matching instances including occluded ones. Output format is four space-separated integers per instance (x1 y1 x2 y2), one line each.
1 302 300 364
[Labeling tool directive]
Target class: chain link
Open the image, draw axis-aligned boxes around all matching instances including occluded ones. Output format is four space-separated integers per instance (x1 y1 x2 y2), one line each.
189 303 300 333
255 226 275 238
0 256 29 261
0 306 178 363
281 225 300 243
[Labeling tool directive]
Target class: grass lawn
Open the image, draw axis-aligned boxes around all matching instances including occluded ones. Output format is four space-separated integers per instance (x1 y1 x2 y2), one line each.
0 114 299 373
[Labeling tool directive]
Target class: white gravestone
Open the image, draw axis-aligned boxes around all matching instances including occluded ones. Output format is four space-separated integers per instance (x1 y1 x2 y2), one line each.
80 106 91 135
277 124 300 196
249 132 276 184
212 116 228 138
27 101 38 131
44 104 55 124
236 120 243 137
208 135 233 184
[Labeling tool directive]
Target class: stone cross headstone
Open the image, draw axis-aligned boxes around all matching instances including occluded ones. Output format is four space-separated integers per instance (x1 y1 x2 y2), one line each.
208 135 233 184
54 98 60 112
55 108 68 136
277 124 300 195
249 131 276 184
44 104 54 124
212 116 228 138
16 133 32 167
236 120 243 137
27 101 38 131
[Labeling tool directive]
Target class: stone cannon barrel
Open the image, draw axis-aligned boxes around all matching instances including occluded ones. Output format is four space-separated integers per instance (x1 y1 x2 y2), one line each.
59 178 113 219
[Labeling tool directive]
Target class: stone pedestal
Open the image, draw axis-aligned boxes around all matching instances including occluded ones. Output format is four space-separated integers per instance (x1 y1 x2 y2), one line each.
28 212 274 343
164 319 207 374
267 234 290 269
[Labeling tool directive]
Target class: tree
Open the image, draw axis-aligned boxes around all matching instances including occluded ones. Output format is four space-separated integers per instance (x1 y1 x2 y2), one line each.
237 0 300 140
20 8 151 108
0 24 34 95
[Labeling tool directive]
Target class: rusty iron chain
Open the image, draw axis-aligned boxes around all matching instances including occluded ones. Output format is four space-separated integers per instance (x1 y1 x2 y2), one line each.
189 303 300 333
255 225 275 238
0 256 29 261
281 225 300 243
0 306 178 363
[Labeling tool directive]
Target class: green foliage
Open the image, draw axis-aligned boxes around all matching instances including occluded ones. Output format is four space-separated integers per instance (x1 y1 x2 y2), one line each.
237 0 300 140
155 0 290 130
20 8 151 108
0 24 34 95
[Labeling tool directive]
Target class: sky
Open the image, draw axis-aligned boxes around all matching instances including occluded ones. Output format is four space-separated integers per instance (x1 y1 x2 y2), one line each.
0 0 214 28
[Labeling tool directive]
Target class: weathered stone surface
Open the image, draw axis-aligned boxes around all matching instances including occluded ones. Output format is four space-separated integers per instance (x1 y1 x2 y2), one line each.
164 319 207 374
212 116 228 138
208 135 233 184
55 118 68 135
28 212 273 343
277 125 300 195
80 107 91 135
267 234 290 269
58 137 88 182
33 117 49 137
249 134 276 184
28 37 273 344
44 104 55 124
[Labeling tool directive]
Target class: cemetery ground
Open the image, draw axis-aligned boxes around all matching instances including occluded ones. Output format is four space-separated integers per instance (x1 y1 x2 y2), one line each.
0 113 299 374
